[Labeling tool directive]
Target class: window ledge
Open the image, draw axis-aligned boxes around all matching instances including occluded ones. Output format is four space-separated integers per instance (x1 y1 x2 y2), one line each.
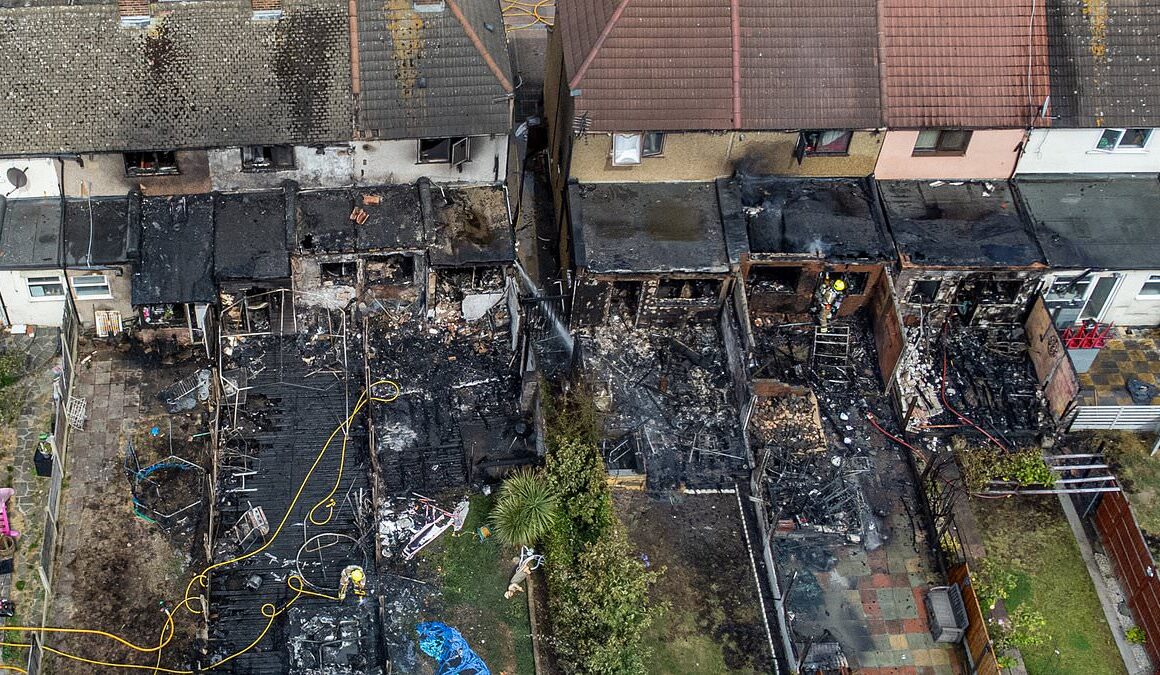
28 296 66 303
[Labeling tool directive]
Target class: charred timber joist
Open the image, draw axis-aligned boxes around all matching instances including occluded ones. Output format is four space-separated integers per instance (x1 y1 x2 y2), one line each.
878 180 1046 330
566 181 735 328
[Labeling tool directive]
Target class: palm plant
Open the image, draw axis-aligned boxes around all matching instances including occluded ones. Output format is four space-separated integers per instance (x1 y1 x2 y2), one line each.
490 468 558 547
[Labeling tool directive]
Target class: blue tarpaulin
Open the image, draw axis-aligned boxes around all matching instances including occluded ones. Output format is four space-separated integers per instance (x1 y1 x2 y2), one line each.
416 621 490 675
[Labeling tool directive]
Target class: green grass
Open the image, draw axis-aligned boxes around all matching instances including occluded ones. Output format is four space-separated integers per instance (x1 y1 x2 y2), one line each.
975 496 1126 675
642 604 753 675
422 495 535 675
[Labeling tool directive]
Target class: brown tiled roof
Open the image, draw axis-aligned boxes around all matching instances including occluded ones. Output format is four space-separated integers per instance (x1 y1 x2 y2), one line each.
879 0 1050 128
558 0 882 131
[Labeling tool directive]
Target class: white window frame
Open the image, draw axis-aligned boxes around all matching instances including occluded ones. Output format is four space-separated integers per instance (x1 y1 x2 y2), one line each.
26 275 66 302
1137 274 1160 299
417 137 470 166
1093 128 1153 153
70 274 113 300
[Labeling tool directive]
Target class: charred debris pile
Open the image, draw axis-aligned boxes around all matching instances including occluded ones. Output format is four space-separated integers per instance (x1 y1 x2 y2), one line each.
577 316 748 491
895 321 1050 438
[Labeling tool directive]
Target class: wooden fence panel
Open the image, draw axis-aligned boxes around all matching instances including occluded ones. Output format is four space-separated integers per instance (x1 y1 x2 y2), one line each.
948 563 1001 675
1093 491 1160 667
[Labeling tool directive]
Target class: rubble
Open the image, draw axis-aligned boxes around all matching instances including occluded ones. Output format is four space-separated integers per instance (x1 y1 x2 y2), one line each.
579 315 747 491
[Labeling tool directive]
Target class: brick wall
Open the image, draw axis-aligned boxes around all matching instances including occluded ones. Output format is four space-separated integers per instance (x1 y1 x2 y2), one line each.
1093 491 1160 667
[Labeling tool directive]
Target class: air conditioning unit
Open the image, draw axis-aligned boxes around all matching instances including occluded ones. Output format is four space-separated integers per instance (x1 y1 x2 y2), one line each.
926 585 969 643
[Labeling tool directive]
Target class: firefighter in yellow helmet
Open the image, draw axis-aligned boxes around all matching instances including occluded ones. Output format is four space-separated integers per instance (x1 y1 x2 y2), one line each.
816 276 848 326
338 565 367 601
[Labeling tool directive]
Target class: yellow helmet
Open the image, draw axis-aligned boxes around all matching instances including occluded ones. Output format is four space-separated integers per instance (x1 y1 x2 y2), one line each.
349 567 365 583
832 279 847 292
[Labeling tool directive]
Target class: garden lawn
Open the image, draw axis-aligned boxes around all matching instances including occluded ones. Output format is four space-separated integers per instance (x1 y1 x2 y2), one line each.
422 495 536 675
974 496 1125 675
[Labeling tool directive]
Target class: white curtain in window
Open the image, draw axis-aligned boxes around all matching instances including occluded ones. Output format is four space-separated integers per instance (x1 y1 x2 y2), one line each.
612 134 643 165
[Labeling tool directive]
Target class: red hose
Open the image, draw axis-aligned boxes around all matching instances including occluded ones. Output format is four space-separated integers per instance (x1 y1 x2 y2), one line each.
866 411 927 462
939 325 1009 452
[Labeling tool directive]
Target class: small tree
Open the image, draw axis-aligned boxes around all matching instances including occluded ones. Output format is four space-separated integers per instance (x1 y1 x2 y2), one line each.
491 468 559 548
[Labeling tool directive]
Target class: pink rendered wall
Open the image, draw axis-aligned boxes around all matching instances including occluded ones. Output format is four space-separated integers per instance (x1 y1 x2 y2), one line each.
873 129 1027 180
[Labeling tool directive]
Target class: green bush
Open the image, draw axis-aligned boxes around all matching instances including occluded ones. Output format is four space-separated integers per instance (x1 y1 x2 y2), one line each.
994 606 1050 651
1126 626 1147 645
490 467 558 548
974 558 1018 612
957 444 1057 492
541 387 659 675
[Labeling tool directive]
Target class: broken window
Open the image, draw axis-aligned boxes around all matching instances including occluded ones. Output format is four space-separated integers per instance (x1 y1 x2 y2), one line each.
609 281 642 319
124 151 179 176
418 137 470 166
642 132 665 157
365 255 415 285
798 130 853 158
611 133 643 165
26 275 65 299
912 130 972 156
959 277 1023 305
320 261 357 280
748 267 800 294
908 279 942 304
71 274 112 298
835 271 868 295
241 145 295 171
656 278 719 300
1096 128 1152 151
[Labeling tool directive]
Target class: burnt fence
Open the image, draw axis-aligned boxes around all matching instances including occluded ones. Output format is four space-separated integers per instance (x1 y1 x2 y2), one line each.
1091 491 1160 666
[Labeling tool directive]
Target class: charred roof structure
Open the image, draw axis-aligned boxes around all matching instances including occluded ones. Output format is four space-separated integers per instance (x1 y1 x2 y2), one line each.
355 0 514 139
1016 175 1160 269
0 196 62 269
426 184 515 266
879 181 1043 269
214 190 292 282
1044 0 1160 127
719 175 893 262
133 195 216 305
295 186 425 254
62 195 136 267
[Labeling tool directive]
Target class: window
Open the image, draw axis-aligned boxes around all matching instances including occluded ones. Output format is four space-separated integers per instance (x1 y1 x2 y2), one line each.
642 132 665 157
124 151 179 176
418 137 469 165
913 130 972 156
612 133 642 165
1095 128 1153 151
1139 275 1160 297
26 276 65 300
799 130 853 157
241 145 295 171
71 275 112 299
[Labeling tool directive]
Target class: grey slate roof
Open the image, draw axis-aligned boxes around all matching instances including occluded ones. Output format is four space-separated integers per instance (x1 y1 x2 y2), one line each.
1016 175 1160 269
0 196 62 269
357 0 513 139
717 176 893 261
63 196 134 266
0 0 352 154
568 182 729 274
214 191 291 280
879 180 1044 268
295 186 425 253
1045 0 1160 127
134 195 216 305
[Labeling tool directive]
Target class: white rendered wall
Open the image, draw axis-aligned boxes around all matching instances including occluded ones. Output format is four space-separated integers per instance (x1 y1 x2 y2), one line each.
353 136 508 185
208 146 357 191
1016 128 1160 174
0 270 66 327
0 158 61 198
